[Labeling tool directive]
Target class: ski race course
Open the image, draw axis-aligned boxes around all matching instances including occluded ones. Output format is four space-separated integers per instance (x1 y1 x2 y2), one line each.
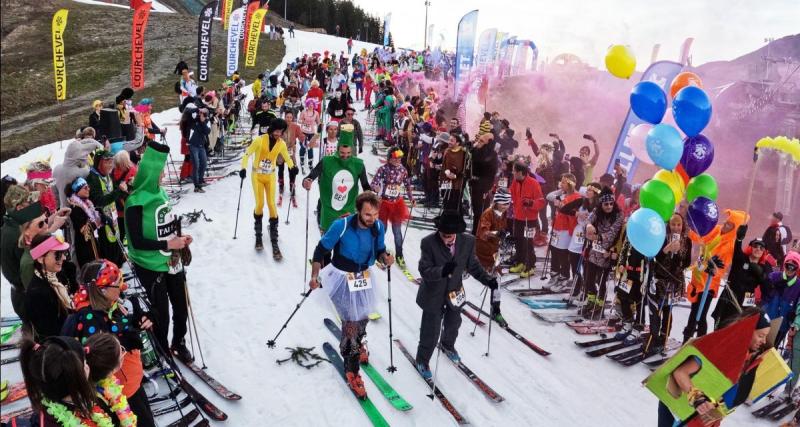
0 29 776 427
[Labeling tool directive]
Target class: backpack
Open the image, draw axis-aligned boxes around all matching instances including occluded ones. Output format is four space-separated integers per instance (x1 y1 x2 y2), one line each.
247 99 256 113
174 81 181 94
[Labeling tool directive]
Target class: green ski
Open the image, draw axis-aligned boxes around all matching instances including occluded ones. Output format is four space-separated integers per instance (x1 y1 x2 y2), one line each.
324 318 413 411
322 342 391 427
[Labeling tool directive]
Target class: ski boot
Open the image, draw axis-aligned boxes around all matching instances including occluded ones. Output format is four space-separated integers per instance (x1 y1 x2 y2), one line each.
359 343 369 364
345 372 367 399
509 263 526 274
396 257 406 269
171 341 194 363
416 362 432 379
441 346 461 363
269 218 282 260
491 302 508 328
254 213 264 251
614 322 634 341
519 267 536 279
623 325 643 346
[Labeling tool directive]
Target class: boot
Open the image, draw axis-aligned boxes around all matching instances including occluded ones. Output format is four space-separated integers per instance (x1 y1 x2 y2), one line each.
269 218 282 260
254 213 264 251
491 302 508 327
519 267 536 279
345 372 367 399
171 341 194 363
509 263 526 274
359 342 369 365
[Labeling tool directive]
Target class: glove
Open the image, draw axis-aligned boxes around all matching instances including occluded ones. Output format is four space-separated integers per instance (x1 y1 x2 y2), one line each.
441 261 456 278
487 278 498 290
736 224 748 240
239 169 247 179
289 166 299 175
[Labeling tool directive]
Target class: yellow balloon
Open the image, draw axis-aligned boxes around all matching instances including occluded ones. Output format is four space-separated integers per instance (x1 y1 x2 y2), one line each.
653 169 685 204
605 45 636 79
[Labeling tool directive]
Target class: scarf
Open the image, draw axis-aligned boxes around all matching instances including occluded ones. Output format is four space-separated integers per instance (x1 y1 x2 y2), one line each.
35 269 72 313
70 194 103 228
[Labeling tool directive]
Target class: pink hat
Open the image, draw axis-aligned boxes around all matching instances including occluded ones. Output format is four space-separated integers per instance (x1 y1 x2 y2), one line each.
30 232 70 260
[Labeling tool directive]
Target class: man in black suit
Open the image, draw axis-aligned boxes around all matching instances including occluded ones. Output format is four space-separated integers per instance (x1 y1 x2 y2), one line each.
415 210 498 378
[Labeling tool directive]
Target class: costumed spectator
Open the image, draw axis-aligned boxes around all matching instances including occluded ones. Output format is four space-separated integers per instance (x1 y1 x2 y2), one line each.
25 232 77 340
761 251 800 348
582 187 624 318
67 177 124 267
475 190 512 326
85 150 127 267
440 133 467 213
82 333 141 427
25 160 57 215
52 134 104 208
125 140 194 362
112 150 137 241
339 107 365 154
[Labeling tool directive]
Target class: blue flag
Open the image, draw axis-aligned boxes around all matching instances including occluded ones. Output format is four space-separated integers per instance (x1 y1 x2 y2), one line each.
454 10 479 98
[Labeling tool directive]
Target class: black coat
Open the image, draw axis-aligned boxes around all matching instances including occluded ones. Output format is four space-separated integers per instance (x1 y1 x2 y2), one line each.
25 271 74 340
416 233 493 312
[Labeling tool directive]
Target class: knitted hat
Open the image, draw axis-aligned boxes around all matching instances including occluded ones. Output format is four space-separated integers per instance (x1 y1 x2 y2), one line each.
599 187 615 204
338 123 354 148
493 189 511 205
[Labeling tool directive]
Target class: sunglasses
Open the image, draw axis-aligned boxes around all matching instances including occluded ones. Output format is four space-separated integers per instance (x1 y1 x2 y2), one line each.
602 202 615 207
787 263 798 272
54 250 68 261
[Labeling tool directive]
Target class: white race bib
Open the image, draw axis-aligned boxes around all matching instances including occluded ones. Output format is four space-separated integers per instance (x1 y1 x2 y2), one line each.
448 287 466 307
592 241 606 254
441 181 453 190
524 227 537 239
384 185 401 198
743 292 756 307
574 231 585 245
347 270 372 292
257 159 274 174
618 280 632 294
498 178 508 188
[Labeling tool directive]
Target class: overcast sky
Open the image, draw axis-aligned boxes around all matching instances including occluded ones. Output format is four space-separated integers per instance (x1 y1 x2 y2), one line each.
348 0 799 68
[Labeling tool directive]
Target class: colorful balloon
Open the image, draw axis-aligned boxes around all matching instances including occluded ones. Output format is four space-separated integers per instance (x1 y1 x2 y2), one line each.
630 81 667 124
605 45 636 79
686 173 718 203
669 71 703 99
639 179 676 222
672 86 712 137
687 197 719 237
680 135 715 178
654 169 685 203
627 208 667 258
628 124 654 164
646 124 684 170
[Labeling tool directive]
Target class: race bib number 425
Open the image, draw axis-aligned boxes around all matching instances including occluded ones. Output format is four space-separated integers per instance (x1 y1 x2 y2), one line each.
347 270 372 292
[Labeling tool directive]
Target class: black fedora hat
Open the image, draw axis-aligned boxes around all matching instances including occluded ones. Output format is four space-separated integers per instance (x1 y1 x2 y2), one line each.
433 210 466 234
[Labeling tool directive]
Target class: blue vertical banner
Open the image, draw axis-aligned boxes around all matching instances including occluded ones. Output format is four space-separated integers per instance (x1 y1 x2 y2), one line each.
605 60 684 177
454 9 479 98
476 28 497 67
383 13 392 46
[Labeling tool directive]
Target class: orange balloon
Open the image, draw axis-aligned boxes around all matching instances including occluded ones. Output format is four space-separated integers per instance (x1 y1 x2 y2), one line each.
669 72 703 99
675 164 690 186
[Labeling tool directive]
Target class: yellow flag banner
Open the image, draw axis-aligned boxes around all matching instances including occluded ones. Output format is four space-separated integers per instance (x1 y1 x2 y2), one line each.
52 9 69 100
244 8 267 67
223 0 233 30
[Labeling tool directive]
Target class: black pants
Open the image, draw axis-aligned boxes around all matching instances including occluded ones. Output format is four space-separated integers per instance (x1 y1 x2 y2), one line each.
550 246 570 278
133 263 189 353
277 162 298 196
584 262 609 298
126 384 156 427
469 181 492 235
683 299 711 343
568 251 583 295
416 304 462 365
442 188 463 213
648 279 675 347
512 219 537 269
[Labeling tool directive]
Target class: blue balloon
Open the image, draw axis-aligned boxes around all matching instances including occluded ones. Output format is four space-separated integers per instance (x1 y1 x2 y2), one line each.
646 124 684 170
687 196 719 237
672 86 712 137
630 81 668 124
627 208 666 258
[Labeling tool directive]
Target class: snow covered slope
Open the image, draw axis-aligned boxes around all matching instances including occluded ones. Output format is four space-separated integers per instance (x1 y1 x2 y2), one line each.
0 29 775 427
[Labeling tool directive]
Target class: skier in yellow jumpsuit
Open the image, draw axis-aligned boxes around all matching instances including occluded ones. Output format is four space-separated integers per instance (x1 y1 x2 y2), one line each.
239 118 296 258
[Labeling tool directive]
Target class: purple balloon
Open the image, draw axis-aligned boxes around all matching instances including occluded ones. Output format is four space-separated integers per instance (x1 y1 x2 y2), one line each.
687 197 719 237
680 135 715 177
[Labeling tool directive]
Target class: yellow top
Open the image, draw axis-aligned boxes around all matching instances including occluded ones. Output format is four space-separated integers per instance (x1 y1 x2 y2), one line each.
241 134 294 175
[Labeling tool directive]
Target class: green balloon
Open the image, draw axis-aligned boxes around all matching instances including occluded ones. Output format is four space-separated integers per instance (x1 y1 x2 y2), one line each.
639 179 676 222
686 173 718 203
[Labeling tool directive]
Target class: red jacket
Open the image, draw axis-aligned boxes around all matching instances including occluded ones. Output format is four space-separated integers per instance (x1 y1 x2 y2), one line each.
510 176 546 221
553 192 582 233
307 87 325 113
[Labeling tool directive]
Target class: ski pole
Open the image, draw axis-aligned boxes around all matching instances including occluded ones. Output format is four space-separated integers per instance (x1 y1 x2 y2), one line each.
284 187 293 225
695 270 715 322
470 286 488 337
427 317 445 400
233 175 245 239
402 198 414 243
387 265 397 373
303 190 310 294
266 287 316 348
485 289 495 357
184 280 207 369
